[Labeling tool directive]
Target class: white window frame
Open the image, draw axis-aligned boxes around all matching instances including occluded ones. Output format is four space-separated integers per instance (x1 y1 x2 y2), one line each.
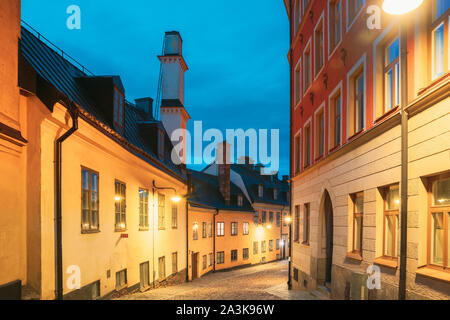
346 0 366 32
313 11 326 81
328 0 343 58
303 116 313 167
294 58 302 108
294 128 302 174
314 102 326 160
303 38 313 96
346 54 367 138
328 81 343 150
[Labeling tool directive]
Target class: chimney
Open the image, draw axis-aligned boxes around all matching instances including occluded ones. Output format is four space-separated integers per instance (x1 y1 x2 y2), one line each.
158 31 190 164
135 98 154 120
217 142 231 205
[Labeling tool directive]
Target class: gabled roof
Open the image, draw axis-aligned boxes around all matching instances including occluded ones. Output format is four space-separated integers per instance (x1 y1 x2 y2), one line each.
188 170 254 213
19 25 186 182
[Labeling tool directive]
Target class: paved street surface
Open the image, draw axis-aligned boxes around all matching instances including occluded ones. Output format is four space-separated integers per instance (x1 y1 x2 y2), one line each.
116 260 317 300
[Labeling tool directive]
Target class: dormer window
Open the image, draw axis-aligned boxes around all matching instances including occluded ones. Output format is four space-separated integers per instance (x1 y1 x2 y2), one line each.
274 188 278 200
113 86 125 128
238 195 243 207
258 184 264 198
157 129 165 159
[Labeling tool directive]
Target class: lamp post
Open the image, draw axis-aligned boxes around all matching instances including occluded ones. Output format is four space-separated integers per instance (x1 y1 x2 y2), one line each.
381 0 423 301
285 216 292 290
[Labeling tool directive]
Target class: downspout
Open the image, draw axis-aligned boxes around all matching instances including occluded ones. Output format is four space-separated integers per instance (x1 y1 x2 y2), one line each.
152 187 156 288
287 0 293 291
55 104 79 300
213 209 219 272
186 173 191 283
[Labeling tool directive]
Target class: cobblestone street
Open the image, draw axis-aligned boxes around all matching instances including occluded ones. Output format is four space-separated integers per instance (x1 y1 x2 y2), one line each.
116 260 317 300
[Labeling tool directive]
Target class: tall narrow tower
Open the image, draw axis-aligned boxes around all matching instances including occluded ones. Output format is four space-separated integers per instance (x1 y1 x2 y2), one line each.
158 31 190 164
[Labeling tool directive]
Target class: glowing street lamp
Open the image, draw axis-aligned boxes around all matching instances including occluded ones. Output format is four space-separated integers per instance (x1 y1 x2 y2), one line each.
382 0 423 15
171 195 182 203
266 225 272 230
285 216 292 224
382 0 423 301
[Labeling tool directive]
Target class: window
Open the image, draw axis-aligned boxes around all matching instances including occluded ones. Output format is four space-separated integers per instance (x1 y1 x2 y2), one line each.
115 269 127 290
231 250 238 262
303 0 310 15
304 122 311 167
158 193 165 229
294 0 302 32
261 241 267 253
203 255 207 270
276 239 280 250
428 174 450 268
208 222 213 237
114 180 126 231
202 222 207 238
113 87 124 128
231 222 238 236
258 184 264 198
295 133 302 174
157 129 165 159
431 1 449 79
283 212 288 227
384 37 400 112
329 0 342 53
158 257 166 280
243 222 249 235
348 0 365 26
348 65 365 137
262 211 267 225
253 241 259 254
237 195 243 207
274 188 278 200
314 18 324 76
329 88 342 149
382 185 400 258
217 222 225 237
254 212 259 225
139 189 149 229
172 204 178 229
294 60 302 104
269 240 274 252
81 168 99 232
140 262 150 289
193 223 199 240
269 212 274 224
304 42 312 92
217 252 225 264
315 108 325 159
172 252 178 274
294 268 299 281
303 203 310 245
243 248 249 260
294 205 300 242
209 253 213 266
352 192 364 255
276 212 281 227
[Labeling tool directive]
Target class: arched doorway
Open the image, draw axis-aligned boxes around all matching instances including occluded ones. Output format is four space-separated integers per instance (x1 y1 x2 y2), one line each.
318 190 334 287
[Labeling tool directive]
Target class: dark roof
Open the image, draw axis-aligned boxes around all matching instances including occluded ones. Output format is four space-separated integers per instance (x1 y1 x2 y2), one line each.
230 164 290 206
19 26 186 182
188 170 254 213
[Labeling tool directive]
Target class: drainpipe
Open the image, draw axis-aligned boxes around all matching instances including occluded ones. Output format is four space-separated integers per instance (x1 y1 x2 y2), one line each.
186 173 191 283
287 0 293 291
152 187 156 288
55 105 79 300
213 209 219 272
398 18 409 301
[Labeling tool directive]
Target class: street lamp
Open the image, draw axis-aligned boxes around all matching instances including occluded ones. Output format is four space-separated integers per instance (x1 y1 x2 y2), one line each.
285 216 293 290
382 0 423 301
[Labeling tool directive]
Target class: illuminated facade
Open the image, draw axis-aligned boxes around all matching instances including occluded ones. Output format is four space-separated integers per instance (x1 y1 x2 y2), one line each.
285 0 449 299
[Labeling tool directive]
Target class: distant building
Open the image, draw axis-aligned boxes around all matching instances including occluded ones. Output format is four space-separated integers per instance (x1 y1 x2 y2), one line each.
285 0 449 299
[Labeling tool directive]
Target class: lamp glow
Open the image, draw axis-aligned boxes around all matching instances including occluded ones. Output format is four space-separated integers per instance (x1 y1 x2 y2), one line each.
114 196 121 202
171 196 182 203
382 0 423 15
266 225 272 230
285 216 292 223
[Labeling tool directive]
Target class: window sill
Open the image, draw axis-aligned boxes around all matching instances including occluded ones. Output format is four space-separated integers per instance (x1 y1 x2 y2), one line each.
374 257 398 269
301 241 310 247
139 228 149 232
374 106 399 124
81 230 100 234
329 144 341 154
115 229 127 233
346 252 363 262
347 130 364 142
416 266 450 283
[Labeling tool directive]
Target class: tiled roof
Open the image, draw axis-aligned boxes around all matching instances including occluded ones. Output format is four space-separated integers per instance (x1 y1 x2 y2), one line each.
20 26 186 181
188 170 254 213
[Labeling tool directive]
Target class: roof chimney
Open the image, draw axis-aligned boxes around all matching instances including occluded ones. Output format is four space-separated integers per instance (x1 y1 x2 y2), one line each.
135 98 154 120
217 142 231 205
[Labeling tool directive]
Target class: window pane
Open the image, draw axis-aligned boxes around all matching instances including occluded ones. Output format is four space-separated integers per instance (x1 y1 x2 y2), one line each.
385 185 400 211
388 38 399 65
434 24 444 77
432 177 450 206
384 215 394 257
436 0 450 19
431 212 444 266
354 216 362 252
386 69 393 110
355 193 364 213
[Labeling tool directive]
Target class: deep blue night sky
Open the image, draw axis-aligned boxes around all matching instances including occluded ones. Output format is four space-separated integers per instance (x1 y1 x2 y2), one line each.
22 0 290 176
